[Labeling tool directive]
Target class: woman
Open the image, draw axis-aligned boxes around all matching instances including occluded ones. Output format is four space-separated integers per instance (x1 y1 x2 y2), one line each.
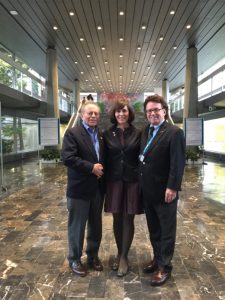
104 100 142 277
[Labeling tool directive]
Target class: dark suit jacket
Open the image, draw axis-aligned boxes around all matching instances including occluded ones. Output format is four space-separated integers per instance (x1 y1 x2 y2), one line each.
61 124 105 201
139 121 185 204
104 125 141 182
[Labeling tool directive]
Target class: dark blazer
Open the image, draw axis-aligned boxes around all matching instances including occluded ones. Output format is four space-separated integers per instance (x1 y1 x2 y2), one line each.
61 124 104 200
139 121 185 204
104 125 140 182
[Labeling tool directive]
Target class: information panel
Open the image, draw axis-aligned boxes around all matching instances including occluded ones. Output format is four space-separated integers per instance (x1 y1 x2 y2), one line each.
38 118 60 145
184 118 204 146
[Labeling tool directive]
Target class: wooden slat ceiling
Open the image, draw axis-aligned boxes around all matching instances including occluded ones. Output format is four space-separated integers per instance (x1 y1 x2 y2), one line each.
0 0 225 94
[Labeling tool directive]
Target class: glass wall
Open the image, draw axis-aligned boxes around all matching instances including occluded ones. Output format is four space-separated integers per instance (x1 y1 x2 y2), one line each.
1 116 38 155
59 89 72 113
204 118 225 153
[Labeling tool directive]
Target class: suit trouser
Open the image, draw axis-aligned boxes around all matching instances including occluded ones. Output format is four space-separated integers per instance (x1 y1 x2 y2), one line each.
67 189 103 264
143 198 177 272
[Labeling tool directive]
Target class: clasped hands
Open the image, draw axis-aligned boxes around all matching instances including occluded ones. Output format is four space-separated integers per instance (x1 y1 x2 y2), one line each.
92 163 104 178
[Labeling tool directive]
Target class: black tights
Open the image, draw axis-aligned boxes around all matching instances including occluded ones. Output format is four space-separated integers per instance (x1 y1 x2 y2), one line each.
113 212 135 259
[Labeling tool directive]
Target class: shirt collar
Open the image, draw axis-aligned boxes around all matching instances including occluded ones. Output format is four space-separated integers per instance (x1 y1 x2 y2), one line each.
150 120 165 130
82 121 97 133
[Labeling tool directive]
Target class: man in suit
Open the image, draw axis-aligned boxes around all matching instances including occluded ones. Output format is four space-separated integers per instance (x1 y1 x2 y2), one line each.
62 101 104 277
139 95 185 286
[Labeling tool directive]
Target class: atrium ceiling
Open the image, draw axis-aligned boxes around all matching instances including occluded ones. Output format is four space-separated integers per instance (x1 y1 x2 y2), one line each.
0 0 225 94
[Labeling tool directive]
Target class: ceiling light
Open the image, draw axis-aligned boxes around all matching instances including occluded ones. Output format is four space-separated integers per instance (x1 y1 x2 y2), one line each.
119 54 123 58
186 24 191 29
95 76 98 78
164 60 168 64
134 60 138 64
107 71 110 74
159 36 164 41
147 65 151 69
108 79 111 82
91 66 95 69
74 61 78 64
85 79 88 82
119 66 122 70
97 26 102 30
66 47 70 50
158 71 161 74
104 60 108 64
10 10 18 15
101 46 106 50
131 79 134 82
152 53 156 57
173 45 177 50
119 37 124 41
132 71 135 74
141 25 146 30
53 26 58 30
69 11 75 16
87 54 91 58
81 71 84 74
137 45 141 50
170 10 175 15
119 11 124 15
80 37 85 41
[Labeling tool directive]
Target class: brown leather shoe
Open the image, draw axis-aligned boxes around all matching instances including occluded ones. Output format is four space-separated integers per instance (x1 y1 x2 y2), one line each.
70 260 87 277
143 260 158 273
87 257 103 271
150 270 171 286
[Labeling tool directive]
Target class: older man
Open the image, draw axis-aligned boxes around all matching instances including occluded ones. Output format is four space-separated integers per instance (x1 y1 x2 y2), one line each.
62 101 104 277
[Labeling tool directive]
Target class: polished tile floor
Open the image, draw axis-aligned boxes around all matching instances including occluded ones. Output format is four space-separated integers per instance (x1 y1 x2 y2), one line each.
0 159 225 300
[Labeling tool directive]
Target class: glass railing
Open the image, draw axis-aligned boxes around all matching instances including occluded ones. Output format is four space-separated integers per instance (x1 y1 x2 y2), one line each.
169 64 225 113
0 47 72 112
0 57 46 101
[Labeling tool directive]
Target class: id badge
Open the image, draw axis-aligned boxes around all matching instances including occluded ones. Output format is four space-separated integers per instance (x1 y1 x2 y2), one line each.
139 154 145 162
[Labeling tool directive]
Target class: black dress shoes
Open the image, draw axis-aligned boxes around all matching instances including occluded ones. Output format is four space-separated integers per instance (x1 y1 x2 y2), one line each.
87 257 103 271
143 259 158 273
150 269 171 286
70 260 87 277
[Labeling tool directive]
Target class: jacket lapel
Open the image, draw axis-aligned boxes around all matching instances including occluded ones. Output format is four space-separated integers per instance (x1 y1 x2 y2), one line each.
144 121 168 155
80 125 98 161
98 131 104 162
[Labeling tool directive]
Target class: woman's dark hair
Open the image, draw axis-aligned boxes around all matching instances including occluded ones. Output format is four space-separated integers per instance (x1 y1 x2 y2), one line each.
144 94 169 119
109 100 135 124
87 94 94 100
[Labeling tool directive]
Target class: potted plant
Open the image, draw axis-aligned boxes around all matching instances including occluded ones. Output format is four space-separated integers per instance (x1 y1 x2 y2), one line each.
40 148 61 163
185 146 202 165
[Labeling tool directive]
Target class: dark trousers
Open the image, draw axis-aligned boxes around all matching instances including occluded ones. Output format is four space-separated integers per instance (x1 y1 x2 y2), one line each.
143 198 177 272
67 189 103 264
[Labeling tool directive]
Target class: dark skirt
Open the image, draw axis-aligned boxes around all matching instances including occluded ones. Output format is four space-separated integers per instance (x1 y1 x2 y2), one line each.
104 180 143 214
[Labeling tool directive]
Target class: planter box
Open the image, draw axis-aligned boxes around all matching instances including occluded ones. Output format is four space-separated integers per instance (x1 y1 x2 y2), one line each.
186 158 203 165
40 159 60 164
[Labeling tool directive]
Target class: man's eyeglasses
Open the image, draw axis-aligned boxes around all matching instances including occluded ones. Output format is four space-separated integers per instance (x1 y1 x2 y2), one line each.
145 108 164 114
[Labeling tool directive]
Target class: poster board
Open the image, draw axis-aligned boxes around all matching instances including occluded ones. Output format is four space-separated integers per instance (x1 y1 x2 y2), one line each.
184 118 204 146
38 118 60 145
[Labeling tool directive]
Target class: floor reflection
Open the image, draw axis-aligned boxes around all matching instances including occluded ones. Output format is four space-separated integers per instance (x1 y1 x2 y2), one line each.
0 158 225 299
